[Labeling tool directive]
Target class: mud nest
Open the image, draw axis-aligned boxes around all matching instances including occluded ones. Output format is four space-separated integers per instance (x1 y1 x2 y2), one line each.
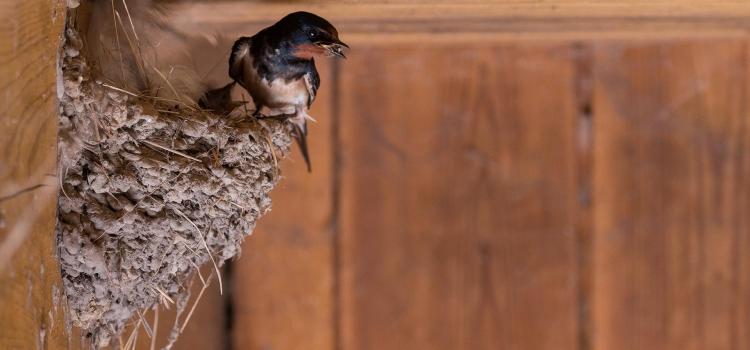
56 18 291 348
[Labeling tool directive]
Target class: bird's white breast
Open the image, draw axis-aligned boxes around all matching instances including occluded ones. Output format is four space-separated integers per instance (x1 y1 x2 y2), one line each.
238 51 309 111
263 77 308 108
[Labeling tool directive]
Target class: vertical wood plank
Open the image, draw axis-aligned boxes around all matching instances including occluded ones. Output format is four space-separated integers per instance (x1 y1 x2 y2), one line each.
0 0 84 349
133 266 227 350
172 273 227 350
592 39 750 350
737 49 750 348
231 60 336 350
338 43 580 350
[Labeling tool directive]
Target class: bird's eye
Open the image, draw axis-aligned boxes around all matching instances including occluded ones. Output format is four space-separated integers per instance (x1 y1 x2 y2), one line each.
308 30 317 38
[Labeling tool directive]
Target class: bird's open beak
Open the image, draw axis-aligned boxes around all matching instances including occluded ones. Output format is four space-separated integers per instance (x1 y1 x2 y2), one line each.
317 38 349 59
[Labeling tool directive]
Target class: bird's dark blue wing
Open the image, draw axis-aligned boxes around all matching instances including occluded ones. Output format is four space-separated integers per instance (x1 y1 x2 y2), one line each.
306 60 321 108
228 37 253 82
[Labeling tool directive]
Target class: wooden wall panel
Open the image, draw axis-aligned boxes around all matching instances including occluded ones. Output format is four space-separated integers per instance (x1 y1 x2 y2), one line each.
0 0 84 349
170 3 750 350
592 39 750 350
231 61 336 350
338 43 580 350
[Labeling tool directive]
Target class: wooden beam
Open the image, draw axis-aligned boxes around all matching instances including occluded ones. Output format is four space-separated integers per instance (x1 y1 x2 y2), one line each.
168 1 750 40
0 0 84 348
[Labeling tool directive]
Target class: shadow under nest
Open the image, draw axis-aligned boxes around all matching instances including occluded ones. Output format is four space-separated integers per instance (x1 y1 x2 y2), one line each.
56 2 292 348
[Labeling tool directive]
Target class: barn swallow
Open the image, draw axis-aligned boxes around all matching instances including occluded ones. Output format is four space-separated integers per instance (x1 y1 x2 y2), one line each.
228 11 348 172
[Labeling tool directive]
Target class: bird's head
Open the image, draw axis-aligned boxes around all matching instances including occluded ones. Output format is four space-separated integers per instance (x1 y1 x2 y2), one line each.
273 11 349 59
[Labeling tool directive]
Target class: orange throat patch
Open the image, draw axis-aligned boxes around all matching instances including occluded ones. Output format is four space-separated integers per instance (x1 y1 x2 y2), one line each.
293 43 327 59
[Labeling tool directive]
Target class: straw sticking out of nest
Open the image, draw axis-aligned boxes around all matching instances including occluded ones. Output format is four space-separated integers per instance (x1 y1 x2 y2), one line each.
56 2 292 347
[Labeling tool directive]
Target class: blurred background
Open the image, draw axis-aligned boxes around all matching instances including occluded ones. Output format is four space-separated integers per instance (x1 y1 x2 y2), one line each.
166 1 750 350
3 0 750 349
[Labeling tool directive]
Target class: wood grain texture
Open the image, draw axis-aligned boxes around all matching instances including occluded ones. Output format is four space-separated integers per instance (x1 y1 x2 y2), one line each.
0 0 84 349
592 39 750 350
231 60 336 350
337 43 580 350
169 1 750 41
